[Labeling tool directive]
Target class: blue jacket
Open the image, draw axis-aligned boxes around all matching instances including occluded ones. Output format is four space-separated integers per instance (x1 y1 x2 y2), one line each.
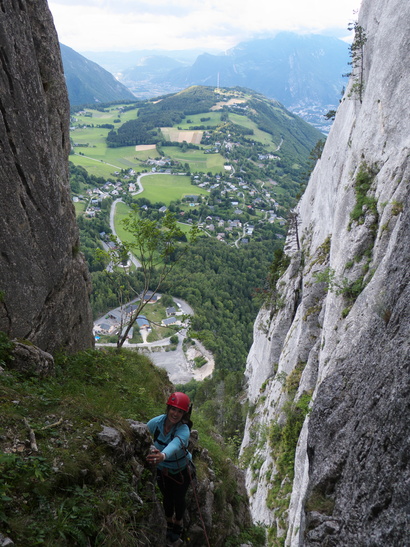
147 414 192 473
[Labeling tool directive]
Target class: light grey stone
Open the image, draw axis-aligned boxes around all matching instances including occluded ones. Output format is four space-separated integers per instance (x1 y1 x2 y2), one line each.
241 0 410 544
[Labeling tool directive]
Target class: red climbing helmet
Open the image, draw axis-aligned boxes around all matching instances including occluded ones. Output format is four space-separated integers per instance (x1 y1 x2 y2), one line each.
167 392 190 412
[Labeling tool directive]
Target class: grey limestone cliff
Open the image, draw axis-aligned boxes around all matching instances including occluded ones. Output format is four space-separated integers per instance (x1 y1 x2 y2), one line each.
0 0 94 353
240 0 410 544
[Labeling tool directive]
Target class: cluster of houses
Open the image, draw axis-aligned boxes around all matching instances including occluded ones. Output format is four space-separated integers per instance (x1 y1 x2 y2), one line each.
146 158 172 171
73 169 138 217
193 173 280 209
187 172 286 241
93 292 186 342
72 136 286 243
199 211 285 243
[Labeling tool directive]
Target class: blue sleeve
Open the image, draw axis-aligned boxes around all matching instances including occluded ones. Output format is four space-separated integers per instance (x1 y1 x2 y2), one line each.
147 415 163 436
162 423 190 460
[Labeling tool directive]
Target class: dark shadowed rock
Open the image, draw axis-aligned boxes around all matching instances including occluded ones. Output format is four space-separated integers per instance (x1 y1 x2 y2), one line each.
305 206 410 545
0 0 93 353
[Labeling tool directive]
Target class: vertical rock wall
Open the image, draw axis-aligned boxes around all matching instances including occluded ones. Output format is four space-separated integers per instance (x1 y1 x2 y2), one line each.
241 0 410 544
0 0 94 353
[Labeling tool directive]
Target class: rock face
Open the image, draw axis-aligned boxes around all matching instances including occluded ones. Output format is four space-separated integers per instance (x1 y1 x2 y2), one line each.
240 0 410 544
0 0 94 353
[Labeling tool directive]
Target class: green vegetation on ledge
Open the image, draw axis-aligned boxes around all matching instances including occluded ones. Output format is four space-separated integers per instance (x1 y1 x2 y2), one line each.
0 348 167 545
0 344 263 546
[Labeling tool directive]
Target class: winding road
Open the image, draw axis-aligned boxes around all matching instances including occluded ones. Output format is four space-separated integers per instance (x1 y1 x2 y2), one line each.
100 178 214 384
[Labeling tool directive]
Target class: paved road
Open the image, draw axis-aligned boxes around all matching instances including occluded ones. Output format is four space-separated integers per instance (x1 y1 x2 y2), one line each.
94 296 214 384
138 331 214 384
110 198 141 268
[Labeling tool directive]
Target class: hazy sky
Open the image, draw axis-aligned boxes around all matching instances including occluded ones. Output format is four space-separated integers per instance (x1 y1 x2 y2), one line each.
48 0 363 53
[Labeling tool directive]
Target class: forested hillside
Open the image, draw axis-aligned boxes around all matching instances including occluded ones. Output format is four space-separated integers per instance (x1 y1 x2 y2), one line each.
163 238 281 372
105 86 322 155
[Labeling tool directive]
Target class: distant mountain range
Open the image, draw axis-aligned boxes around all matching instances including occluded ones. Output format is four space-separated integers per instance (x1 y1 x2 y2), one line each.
154 33 348 108
60 44 135 106
84 33 349 131
61 32 349 131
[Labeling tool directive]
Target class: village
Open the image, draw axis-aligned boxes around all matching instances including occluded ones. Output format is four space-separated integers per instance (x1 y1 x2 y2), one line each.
92 291 215 384
73 161 287 245
93 291 188 343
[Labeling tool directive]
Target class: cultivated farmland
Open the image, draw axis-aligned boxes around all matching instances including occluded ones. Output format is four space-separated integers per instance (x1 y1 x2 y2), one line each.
135 144 157 151
160 127 203 144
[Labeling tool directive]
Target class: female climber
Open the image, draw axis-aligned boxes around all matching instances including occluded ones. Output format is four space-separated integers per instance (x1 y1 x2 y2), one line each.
146 391 193 543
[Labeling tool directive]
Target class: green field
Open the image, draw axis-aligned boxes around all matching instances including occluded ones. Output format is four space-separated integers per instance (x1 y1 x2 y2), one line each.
70 103 228 177
71 126 108 145
113 195 199 241
161 147 225 174
70 105 150 176
70 153 121 178
134 148 158 162
177 111 223 128
73 104 139 126
113 201 133 244
137 173 209 204
229 113 278 150
74 200 87 215
70 141 150 176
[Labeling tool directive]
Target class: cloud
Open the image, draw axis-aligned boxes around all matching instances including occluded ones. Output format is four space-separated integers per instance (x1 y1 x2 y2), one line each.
48 0 362 52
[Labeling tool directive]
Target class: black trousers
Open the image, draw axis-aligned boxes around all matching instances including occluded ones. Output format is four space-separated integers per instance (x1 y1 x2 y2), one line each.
157 467 191 521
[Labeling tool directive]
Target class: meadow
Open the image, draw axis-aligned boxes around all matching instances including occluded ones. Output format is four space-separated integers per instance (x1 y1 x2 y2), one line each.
137 173 209 204
69 146 141 178
113 201 132 243
70 102 237 179
229 112 279 150
176 111 223 128
70 104 151 176
74 200 86 214
161 146 225 174
113 193 198 242
73 104 140 125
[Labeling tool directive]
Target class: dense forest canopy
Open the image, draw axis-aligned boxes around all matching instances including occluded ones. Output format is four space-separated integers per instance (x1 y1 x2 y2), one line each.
163 237 281 371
